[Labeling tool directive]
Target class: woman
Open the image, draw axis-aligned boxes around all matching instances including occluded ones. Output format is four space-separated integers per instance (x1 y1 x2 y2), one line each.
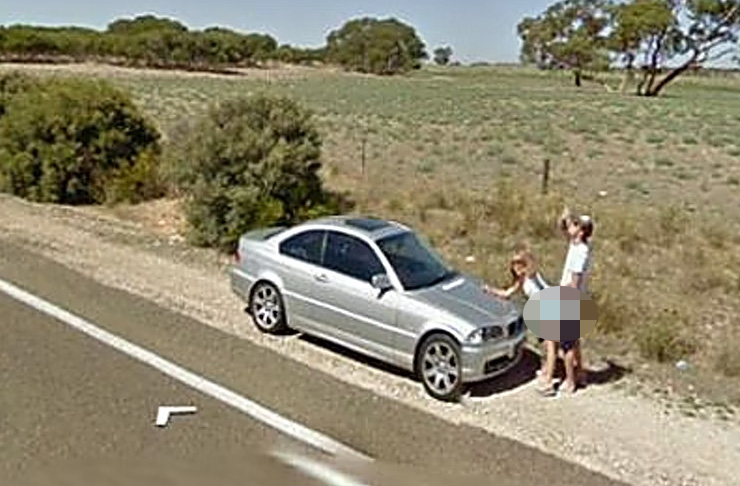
483 250 548 300
557 207 594 394
483 250 556 392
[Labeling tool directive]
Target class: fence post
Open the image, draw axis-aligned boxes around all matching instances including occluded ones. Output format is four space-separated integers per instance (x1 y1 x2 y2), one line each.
361 137 367 176
542 158 550 195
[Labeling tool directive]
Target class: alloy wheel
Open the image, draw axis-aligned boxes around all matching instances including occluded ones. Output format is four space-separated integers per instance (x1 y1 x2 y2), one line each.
250 283 286 333
420 339 461 399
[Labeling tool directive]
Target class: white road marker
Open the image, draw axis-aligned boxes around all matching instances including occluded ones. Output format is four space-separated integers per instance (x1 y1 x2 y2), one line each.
155 405 197 427
272 450 370 486
0 277 370 462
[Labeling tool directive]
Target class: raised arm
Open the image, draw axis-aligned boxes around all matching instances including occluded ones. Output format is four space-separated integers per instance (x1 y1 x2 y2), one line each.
559 206 573 240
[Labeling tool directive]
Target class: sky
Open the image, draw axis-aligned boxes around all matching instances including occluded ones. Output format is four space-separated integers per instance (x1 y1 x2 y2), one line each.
0 0 554 64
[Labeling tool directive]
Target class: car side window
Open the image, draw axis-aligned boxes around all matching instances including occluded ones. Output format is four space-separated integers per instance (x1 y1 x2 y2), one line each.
324 231 385 282
279 230 325 265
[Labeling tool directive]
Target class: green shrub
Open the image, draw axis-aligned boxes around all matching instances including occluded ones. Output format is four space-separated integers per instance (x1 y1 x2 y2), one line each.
164 93 344 252
0 77 163 205
0 71 39 118
635 309 696 363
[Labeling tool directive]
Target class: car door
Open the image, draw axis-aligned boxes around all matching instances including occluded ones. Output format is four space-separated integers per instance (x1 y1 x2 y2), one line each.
276 229 334 332
317 230 402 362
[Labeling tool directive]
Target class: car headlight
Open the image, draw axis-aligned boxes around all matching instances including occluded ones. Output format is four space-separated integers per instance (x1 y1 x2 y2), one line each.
467 326 504 344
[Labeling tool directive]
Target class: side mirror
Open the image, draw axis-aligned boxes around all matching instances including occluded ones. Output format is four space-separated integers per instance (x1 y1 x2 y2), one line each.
371 273 393 291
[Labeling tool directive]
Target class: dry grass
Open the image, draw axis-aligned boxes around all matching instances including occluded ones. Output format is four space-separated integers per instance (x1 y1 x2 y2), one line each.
3 61 740 401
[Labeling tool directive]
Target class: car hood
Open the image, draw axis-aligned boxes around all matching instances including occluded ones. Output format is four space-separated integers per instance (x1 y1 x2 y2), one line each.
409 273 520 327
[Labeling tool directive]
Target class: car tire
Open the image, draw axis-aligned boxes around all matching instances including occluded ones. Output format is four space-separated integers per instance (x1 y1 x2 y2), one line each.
415 333 465 402
249 281 288 334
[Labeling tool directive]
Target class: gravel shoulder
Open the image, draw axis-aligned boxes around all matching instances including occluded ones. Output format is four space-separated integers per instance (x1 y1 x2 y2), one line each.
1 194 738 486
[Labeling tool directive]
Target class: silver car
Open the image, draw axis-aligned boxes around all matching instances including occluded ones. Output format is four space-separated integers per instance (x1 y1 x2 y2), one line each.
229 215 526 401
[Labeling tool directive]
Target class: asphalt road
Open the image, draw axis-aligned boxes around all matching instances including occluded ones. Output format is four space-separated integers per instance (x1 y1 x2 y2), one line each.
0 239 629 486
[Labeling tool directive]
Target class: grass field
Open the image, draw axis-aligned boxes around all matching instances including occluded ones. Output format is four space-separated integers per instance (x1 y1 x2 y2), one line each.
4 62 740 404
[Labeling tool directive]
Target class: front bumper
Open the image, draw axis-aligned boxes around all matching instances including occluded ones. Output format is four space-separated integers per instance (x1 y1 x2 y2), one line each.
460 331 526 383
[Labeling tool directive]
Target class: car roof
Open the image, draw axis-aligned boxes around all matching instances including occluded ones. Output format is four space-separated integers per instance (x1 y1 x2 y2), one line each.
300 215 409 240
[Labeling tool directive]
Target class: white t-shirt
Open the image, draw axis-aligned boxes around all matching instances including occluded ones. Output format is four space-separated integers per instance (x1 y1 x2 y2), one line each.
522 272 549 298
560 241 592 291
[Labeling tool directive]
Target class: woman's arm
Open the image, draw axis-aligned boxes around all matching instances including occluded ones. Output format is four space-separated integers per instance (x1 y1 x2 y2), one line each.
559 206 572 239
484 279 522 299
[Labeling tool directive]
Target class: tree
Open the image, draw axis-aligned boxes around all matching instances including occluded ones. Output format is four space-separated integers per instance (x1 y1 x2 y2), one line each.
163 94 344 251
518 0 612 86
0 77 163 205
519 0 740 96
433 46 453 65
610 0 740 96
326 17 427 75
607 0 676 92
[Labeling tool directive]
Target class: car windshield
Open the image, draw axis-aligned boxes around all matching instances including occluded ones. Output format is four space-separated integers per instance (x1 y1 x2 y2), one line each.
376 231 457 291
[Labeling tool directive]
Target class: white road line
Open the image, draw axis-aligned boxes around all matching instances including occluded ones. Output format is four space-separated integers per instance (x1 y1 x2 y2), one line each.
272 450 370 486
0 277 371 462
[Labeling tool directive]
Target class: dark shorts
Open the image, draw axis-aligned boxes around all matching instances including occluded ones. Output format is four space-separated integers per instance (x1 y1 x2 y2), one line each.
561 340 577 352
538 338 577 352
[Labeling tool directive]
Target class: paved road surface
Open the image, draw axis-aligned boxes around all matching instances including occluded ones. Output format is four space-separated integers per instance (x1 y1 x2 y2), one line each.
0 239 628 486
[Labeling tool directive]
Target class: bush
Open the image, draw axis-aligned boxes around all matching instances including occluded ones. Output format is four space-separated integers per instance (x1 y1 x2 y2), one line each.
0 76 163 205
635 308 696 363
0 72 40 118
164 93 344 252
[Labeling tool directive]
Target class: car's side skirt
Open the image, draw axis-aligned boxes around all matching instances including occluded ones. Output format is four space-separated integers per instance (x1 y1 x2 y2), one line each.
289 313 415 372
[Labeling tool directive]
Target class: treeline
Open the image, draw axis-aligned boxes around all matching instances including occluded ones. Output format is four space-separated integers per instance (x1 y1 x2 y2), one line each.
0 14 428 75
0 15 322 71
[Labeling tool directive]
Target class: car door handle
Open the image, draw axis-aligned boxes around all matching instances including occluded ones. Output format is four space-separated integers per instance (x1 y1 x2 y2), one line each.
314 273 329 283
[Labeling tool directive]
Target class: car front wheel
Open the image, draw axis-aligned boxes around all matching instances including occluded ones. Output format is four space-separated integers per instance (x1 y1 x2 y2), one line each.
416 333 465 402
249 281 288 334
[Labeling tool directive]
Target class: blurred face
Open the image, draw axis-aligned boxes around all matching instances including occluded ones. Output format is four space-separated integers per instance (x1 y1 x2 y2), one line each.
512 260 526 277
568 220 581 239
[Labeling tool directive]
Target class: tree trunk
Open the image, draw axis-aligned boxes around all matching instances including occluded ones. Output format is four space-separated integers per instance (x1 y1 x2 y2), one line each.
644 68 660 95
644 35 665 94
643 59 695 97
574 70 582 87
636 68 649 96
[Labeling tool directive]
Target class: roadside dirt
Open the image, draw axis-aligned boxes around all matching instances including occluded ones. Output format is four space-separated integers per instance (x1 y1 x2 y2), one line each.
1 194 737 486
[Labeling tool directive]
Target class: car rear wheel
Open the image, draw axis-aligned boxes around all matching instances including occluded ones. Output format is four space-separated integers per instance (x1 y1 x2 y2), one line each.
249 281 288 334
416 333 464 402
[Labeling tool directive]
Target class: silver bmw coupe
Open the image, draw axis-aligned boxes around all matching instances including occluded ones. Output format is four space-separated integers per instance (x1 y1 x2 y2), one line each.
229 215 526 401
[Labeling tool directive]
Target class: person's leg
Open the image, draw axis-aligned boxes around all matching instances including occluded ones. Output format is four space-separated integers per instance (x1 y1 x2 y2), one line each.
574 339 587 386
539 340 557 395
564 348 576 393
537 338 546 376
